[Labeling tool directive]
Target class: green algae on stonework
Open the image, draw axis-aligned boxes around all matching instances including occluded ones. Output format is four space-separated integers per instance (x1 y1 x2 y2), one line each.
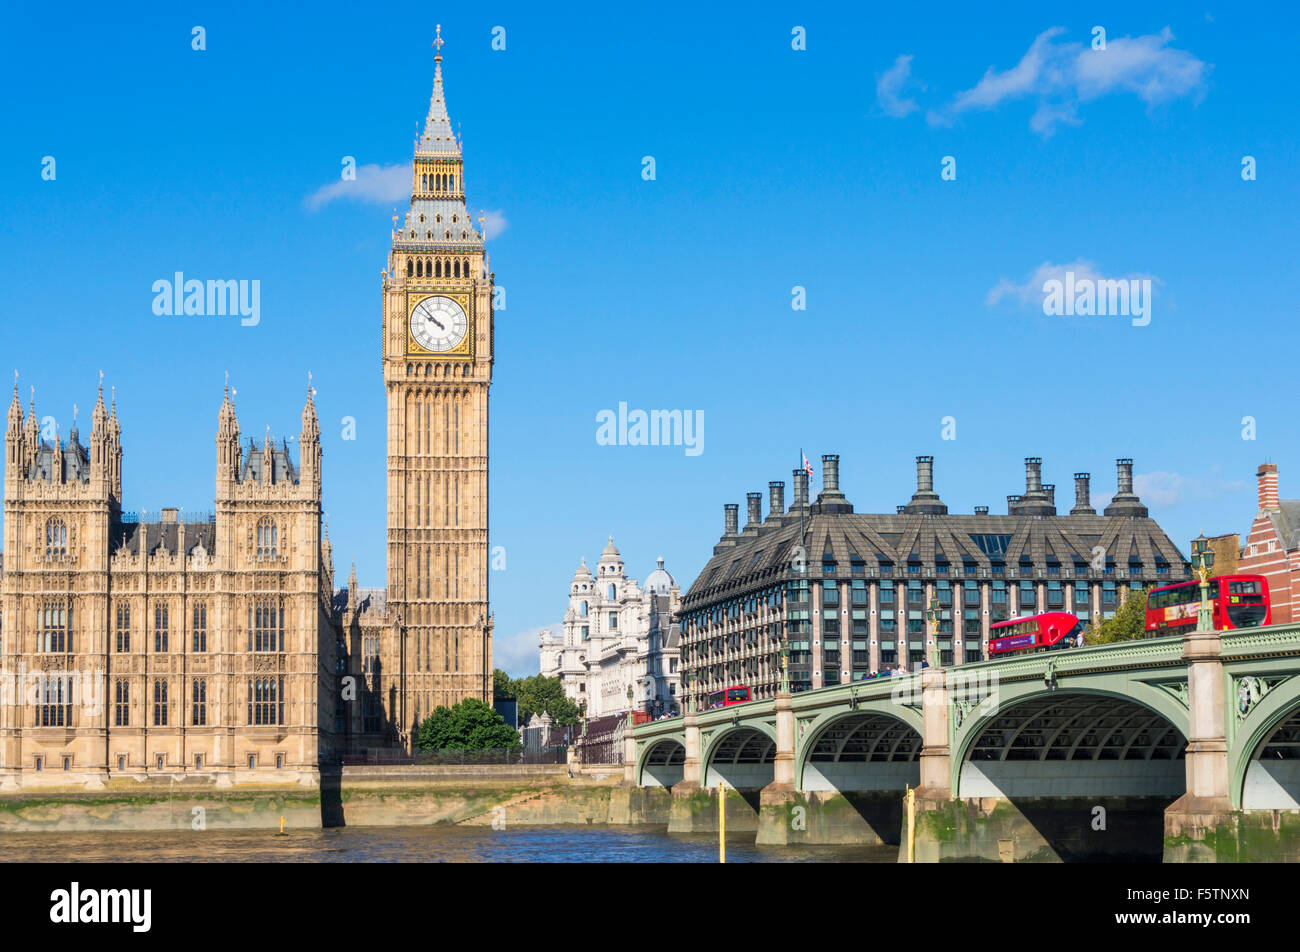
0 790 322 811
916 807 958 842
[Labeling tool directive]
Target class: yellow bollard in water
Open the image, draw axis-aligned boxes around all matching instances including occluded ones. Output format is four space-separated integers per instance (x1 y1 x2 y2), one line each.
718 782 726 864
906 785 915 863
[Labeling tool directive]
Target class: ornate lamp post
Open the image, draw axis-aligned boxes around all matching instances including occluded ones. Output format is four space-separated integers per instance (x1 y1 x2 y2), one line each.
779 633 790 695
1190 534 1216 633
926 597 942 668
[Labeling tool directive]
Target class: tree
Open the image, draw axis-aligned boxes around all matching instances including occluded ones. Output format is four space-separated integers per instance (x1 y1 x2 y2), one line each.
512 674 582 727
416 698 521 751
1087 586 1150 645
493 668 515 701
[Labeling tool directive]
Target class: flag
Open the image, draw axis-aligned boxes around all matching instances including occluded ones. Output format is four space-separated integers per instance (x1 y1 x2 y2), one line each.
802 452 814 478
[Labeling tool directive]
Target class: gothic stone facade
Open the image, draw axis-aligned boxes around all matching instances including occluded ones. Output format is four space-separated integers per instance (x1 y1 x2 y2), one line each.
0 382 335 788
0 36 498 778
376 35 495 745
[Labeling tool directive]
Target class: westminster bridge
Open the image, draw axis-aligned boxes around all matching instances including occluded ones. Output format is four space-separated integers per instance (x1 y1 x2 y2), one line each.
626 624 1300 861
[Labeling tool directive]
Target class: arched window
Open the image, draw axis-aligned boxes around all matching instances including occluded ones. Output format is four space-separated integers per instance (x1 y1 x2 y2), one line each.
449 176 455 193
45 518 67 558
250 598 283 652
192 679 207 726
420 173 426 191
608 584 616 600
153 679 168 726
416 259 423 277
454 260 461 278
256 518 278 559
406 259 413 277
579 600 588 618
426 258 432 275
435 259 442 277
115 602 130 652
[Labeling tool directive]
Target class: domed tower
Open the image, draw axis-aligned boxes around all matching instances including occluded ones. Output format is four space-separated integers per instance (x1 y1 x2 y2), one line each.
564 557 595 646
643 556 677 596
596 536 625 602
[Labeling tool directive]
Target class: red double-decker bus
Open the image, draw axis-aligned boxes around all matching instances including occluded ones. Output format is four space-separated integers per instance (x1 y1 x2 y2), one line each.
1145 575 1270 633
707 686 751 709
989 612 1084 656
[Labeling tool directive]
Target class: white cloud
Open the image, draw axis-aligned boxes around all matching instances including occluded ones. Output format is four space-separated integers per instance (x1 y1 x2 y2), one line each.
1092 472 1247 512
986 259 1161 309
916 26 1208 135
876 54 921 117
496 623 559 678
952 27 1068 113
481 209 508 240
1072 28 1208 104
304 163 409 211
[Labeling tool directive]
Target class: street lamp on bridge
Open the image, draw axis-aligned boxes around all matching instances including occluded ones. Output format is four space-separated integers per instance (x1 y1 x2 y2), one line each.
780 633 790 695
926 597 942 669
1190 533 1216 633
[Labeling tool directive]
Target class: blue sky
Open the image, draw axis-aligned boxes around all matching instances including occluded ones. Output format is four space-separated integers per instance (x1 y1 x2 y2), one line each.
2 2 1297 675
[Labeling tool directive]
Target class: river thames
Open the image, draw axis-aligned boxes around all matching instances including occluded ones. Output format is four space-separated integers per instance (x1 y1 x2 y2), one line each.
0 826 894 863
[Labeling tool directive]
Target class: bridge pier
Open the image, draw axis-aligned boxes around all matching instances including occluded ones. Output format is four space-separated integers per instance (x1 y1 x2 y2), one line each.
666 710 711 832
1165 627 1248 861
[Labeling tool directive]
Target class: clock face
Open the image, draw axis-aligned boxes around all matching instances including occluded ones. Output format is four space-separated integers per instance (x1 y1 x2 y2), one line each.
410 296 468 353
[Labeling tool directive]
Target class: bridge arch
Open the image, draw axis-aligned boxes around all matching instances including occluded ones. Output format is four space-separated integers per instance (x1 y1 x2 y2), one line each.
637 738 686 788
796 708 922 792
702 723 776 790
954 687 1187 799
1232 684 1300 809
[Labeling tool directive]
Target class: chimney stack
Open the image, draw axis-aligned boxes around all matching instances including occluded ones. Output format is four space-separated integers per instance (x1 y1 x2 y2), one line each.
1025 457 1043 494
723 504 739 536
975 505 989 515
1116 458 1134 494
792 469 809 508
1103 458 1147 517
746 492 762 527
917 455 934 493
1258 463 1279 511
814 453 852 511
1072 472 1095 515
902 456 947 514
822 455 840 492
768 481 785 518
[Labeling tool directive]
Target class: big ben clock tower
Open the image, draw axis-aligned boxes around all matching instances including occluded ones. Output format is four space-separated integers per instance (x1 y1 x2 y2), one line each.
382 26 494 742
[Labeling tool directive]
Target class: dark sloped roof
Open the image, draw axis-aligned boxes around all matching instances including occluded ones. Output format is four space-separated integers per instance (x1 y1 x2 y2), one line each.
27 439 90 484
1267 502 1300 551
685 506 1189 607
115 519 217 558
240 438 298 485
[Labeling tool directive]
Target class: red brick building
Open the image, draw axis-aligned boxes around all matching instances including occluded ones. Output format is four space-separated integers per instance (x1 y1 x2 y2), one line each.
1237 463 1300 623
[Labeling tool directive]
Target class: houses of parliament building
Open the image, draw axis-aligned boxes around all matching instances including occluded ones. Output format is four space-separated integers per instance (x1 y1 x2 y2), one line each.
0 31 494 788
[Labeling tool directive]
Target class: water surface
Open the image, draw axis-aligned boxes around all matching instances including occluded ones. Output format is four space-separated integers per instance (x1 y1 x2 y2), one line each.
0 825 894 863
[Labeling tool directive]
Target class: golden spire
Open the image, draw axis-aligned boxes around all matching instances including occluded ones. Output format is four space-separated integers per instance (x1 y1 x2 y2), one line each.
433 23 444 60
